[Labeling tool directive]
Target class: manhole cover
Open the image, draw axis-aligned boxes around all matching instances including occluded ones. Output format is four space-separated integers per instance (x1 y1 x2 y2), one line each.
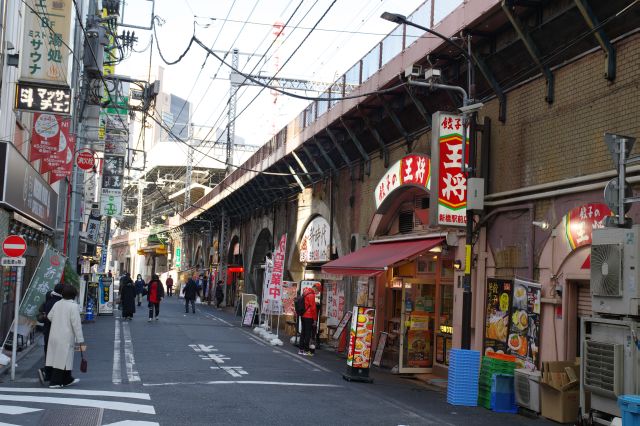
40 407 103 426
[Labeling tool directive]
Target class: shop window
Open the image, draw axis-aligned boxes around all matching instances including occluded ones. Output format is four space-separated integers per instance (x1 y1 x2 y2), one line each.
398 210 414 234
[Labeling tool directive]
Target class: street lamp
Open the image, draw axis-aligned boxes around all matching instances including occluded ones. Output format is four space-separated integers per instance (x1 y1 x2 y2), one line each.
382 11 480 350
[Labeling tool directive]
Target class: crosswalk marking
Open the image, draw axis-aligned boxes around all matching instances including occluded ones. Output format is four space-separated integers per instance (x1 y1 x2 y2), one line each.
0 404 41 414
113 319 122 384
0 394 155 414
122 321 141 382
0 388 150 400
103 421 160 426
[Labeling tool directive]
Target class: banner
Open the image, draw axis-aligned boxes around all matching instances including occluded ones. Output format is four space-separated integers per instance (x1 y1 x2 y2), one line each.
260 257 273 314
263 234 286 314
48 135 74 184
40 120 72 173
18 245 66 320
507 278 541 369
483 278 513 355
31 113 64 160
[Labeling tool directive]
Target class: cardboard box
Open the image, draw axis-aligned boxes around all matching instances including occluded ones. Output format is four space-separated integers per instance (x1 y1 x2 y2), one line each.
540 361 580 424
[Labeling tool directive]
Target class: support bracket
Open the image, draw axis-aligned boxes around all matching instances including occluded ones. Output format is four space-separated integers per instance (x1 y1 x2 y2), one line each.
325 127 352 167
359 111 389 168
574 0 616 81
379 95 413 151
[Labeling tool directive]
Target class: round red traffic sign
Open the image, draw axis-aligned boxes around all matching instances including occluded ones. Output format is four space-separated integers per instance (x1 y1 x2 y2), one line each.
76 149 96 171
3 235 27 257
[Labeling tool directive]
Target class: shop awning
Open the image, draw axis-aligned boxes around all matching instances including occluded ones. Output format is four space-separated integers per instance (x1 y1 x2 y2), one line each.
321 237 444 276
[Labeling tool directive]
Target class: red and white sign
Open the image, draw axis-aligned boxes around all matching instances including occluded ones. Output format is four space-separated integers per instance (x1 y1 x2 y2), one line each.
48 135 75 184
299 216 330 263
430 112 468 227
263 234 287 314
76 149 96 171
564 203 613 251
30 113 65 161
40 120 72 174
3 235 27 258
375 154 431 210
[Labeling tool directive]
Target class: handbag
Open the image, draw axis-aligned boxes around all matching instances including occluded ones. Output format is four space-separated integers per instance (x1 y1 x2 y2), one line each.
80 348 87 373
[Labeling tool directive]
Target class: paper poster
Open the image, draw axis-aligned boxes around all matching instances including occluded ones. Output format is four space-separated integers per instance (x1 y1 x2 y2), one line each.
483 278 513 355
507 279 541 369
407 329 431 367
326 281 345 326
281 281 297 316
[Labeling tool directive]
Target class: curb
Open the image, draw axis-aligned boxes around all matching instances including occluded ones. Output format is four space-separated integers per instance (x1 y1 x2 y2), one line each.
0 339 41 379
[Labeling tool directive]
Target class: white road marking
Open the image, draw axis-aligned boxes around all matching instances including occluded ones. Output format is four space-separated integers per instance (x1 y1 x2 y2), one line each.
245 335 267 347
199 353 229 363
144 380 341 387
0 404 41 414
103 421 160 426
113 320 122 384
0 388 150 400
122 321 141 382
0 395 155 414
188 344 217 353
209 366 249 377
203 313 232 326
0 422 21 426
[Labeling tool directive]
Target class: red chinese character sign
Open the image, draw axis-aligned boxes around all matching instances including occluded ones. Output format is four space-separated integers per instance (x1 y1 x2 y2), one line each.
374 154 431 210
430 112 468 227
564 203 613 251
263 234 287 314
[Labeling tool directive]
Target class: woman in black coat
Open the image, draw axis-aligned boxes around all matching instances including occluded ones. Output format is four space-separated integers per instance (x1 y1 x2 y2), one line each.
120 279 137 320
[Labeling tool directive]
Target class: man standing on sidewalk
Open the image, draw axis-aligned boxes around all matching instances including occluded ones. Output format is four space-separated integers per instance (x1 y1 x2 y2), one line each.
299 283 319 356
146 275 164 322
183 274 198 314
166 274 174 297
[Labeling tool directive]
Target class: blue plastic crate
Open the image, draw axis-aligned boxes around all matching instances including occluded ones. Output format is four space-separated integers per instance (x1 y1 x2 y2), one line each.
490 374 517 414
618 395 640 426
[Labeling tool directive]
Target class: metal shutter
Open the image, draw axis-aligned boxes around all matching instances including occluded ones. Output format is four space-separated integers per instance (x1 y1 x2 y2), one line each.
577 281 592 317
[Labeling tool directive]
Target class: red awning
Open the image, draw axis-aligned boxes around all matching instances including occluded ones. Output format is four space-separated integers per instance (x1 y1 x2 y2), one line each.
322 237 445 276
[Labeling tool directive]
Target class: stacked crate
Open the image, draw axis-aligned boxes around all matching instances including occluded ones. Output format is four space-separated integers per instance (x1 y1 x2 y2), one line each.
447 349 481 406
478 355 516 409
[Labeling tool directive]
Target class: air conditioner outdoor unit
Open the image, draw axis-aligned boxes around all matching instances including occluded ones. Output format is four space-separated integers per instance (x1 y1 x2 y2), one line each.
514 368 541 413
591 225 640 316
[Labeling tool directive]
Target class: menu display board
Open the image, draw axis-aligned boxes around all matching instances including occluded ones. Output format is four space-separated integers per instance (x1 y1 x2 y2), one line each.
507 279 541 369
347 306 375 368
281 281 298 316
98 276 114 315
242 302 257 327
483 278 513 355
372 332 388 367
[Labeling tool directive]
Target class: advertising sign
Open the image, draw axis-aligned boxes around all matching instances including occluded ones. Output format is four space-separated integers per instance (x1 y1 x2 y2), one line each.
20 0 73 85
281 281 298 316
299 216 330 263
264 234 286 313
0 142 58 228
261 257 273 314
430 112 468 227
242 302 257 327
325 281 345 327
375 154 431 210
100 188 123 217
39 120 72 173
483 278 513 355
563 203 612 251
47 135 75 184
18 246 66 320
30 113 64 160
507 278 541 369
175 247 181 269
15 82 71 114
346 306 375 368
86 205 101 242
98 275 114 315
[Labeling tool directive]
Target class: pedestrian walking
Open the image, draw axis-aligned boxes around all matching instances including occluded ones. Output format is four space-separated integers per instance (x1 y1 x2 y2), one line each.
37 283 63 385
166 274 174 297
183 273 198 314
46 285 85 388
147 274 164 321
215 280 224 309
120 274 136 320
134 274 145 306
299 283 320 356
198 274 206 301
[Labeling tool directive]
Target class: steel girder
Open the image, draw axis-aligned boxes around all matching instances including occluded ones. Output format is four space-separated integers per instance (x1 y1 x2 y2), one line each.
358 110 389 168
299 145 324 177
339 117 370 165
574 0 616 81
379 95 413 151
324 128 352 166
312 137 338 172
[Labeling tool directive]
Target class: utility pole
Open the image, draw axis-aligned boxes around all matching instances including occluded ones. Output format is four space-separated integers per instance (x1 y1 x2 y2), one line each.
184 124 194 211
226 49 239 176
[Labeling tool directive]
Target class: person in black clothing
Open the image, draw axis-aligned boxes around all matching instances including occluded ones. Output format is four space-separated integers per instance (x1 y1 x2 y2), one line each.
120 273 136 320
215 280 224 309
38 283 64 385
183 274 198 314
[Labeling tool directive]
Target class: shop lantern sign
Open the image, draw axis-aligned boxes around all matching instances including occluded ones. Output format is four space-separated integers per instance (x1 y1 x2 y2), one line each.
374 154 431 210
563 203 613 251
430 112 468 227
299 216 331 263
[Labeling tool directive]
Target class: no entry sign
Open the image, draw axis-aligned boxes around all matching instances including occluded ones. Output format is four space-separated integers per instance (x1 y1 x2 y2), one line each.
76 149 96 171
3 235 27 257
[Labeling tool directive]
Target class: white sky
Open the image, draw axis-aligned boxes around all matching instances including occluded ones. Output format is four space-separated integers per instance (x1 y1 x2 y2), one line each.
118 0 462 161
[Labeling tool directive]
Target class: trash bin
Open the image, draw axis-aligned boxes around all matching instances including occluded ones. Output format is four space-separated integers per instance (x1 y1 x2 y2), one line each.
618 395 640 426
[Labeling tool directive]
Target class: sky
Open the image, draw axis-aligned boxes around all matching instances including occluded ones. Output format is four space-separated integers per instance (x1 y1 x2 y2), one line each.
117 0 463 163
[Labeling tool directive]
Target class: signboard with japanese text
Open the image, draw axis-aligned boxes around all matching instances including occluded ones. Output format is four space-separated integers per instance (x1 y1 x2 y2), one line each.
563 203 613 251
261 257 273 314
46 134 74 184
98 275 114 315
264 234 287 314
375 154 431 210
86 205 101 242
20 0 73 85
483 278 513 355
175 247 181 269
430 112 468 227
299 216 330 263
325 281 345 327
15 81 71 114
39 120 72 173
30 113 65 160
507 278 541 370
100 188 123 217
0 142 58 228
281 281 297 316
18 245 66 320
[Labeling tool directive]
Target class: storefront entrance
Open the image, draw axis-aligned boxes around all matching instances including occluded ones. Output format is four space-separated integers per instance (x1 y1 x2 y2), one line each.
399 282 435 373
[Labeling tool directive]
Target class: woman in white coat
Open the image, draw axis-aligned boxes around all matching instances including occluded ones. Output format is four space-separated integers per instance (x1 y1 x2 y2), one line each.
46 285 86 388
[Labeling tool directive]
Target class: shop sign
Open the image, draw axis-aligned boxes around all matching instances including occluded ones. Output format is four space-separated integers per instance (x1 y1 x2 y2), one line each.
0 142 58 228
47 134 74 184
325 281 345 327
20 0 74 85
507 278 541 369
375 154 431 210
429 112 468 227
30 113 65 160
299 216 330 263
100 188 123 217
483 278 513 355
175 247 181 268
346 306 375 368
15 81 71 114
18 246 66 320
563 203 612 251
264 234 287 314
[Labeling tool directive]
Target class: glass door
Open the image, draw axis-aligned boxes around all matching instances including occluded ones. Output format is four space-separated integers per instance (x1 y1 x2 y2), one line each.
399 282 435 373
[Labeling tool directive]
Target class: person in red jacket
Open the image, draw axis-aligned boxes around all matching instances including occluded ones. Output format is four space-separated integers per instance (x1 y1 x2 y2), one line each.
299 283 320 356
146 275 164 322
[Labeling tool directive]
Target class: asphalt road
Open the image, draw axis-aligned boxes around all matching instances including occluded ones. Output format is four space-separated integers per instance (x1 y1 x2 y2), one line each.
0 297 556 425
